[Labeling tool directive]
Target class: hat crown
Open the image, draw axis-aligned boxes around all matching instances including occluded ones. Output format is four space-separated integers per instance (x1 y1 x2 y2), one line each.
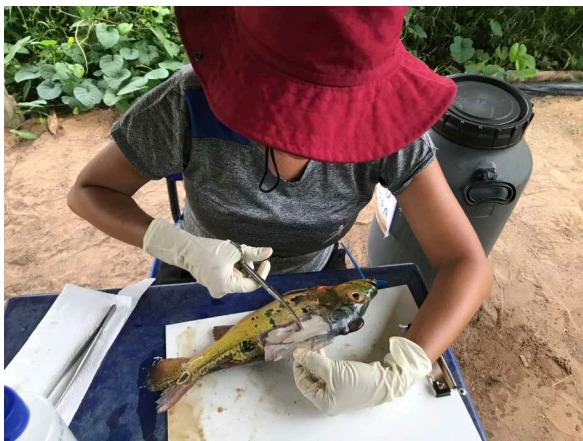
235 7 408 87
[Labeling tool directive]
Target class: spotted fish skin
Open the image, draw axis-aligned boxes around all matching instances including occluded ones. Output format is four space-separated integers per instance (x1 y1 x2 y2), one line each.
147 279 378 412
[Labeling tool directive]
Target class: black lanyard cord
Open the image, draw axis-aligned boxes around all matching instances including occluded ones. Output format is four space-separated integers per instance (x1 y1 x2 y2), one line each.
259 147 281 193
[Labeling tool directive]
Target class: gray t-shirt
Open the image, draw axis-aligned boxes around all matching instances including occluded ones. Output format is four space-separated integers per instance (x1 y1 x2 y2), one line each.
112 66 436 274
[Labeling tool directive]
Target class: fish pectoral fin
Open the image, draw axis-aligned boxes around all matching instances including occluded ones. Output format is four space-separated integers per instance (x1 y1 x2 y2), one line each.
212 325 234 342
264 335 334 362
147 357 190 392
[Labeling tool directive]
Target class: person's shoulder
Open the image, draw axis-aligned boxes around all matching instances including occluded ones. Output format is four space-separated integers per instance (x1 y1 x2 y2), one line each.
173 64 201 90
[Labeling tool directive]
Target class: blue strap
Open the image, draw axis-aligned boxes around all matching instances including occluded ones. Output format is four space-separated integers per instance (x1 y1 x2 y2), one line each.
185 88 250 145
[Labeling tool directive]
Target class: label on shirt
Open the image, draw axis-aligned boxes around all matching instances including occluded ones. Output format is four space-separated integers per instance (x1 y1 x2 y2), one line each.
375 184 397 237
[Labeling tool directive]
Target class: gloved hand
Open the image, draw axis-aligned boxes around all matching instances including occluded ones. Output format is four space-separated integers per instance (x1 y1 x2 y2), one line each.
143 218 272 298
292 336 432 416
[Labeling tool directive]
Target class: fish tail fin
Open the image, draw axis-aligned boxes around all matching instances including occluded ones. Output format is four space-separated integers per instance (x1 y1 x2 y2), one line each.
147 357 190 392
156 381 197 413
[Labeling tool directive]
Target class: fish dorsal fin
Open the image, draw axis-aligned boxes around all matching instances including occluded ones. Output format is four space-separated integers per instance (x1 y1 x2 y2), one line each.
212 325 234 342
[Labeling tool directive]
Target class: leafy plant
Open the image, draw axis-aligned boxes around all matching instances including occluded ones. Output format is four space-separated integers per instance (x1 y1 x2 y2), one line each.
401 6 583 76
4 6 188 115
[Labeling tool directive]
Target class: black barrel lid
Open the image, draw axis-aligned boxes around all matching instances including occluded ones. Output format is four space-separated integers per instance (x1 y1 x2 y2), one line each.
433 74 534 149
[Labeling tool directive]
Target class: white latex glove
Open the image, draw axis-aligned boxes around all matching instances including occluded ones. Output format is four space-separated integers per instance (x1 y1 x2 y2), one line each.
292 336 432 416
143 218 272 298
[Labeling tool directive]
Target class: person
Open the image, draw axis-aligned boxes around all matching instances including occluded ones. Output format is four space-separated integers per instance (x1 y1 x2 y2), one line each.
68 7 493 416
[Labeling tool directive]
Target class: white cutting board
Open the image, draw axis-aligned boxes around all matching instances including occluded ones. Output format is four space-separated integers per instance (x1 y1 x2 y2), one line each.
165 285 481 441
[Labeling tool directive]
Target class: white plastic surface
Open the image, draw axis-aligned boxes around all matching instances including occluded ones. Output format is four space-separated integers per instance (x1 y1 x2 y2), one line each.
17 393 77 441
165 285 481 441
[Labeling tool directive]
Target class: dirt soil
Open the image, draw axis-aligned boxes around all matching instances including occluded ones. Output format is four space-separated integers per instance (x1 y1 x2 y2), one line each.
4 96 583 440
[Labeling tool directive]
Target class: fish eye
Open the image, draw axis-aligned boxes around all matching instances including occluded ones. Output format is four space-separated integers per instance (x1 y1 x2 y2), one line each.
351 292 362 301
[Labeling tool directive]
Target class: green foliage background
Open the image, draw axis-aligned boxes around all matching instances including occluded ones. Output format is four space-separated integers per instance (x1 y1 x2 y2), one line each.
4 6 583 117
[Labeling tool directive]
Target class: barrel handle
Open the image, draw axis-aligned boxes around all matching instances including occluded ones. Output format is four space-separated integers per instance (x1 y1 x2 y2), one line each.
464 180 516 206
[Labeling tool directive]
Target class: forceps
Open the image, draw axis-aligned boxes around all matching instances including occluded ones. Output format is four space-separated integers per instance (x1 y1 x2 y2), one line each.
230 241 304 330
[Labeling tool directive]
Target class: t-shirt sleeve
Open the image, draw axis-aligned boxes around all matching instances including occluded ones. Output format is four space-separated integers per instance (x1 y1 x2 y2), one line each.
378 132 437 195
110 67 193 180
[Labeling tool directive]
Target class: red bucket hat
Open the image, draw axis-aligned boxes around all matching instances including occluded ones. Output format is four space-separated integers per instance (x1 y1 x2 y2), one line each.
175 7 456 163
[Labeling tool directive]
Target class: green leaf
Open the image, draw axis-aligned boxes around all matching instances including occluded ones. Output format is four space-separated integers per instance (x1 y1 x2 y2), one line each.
71 18 91 29
17 100 48 109
474 49 489 63
163 40 180 58
99 54 124 76
4 36 31 65
159 60 186 71
68 63 85 79
515 68 538 81
483 64 504 76
95 23 120 49
15 66 41 83
103 89 123 106
117 23 133 36
67 36 75 49
464 61 485 74
73 82 103 107
117 76 148 95
61 77 82 97
145 68 169 80
61 95 84 110
450 36 475 64
115 99 131 114
39 39 58 47
516 58 526 71
523 54 536 69
410 24 427 40
10 129 37 140
23 81 31 100
55 62 73 82
494 46 508 63
77 6 95 19
37 80 63 100
489 19 503 37
38 64 56 80
509 43 527 62
120 48 140 60
138 44 159 65
62 44 85 65
148 26 180 57
104 68 131 90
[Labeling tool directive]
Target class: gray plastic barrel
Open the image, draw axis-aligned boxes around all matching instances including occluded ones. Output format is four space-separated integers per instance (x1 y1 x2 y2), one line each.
367 74 534 286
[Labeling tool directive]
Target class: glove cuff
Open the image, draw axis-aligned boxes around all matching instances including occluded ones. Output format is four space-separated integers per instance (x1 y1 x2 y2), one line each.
143 218 195 270
387 337 432 377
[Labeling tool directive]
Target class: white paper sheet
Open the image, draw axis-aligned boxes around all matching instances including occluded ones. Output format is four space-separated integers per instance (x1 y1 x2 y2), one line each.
5 278 154 424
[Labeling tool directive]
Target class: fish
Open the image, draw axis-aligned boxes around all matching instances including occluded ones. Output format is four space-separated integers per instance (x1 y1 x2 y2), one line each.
147 279 378 412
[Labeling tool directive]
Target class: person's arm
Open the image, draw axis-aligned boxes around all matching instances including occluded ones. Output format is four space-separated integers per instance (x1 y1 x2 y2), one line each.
67 140 153 247
398 160 493 361
68 140 272 297
292 159 492 415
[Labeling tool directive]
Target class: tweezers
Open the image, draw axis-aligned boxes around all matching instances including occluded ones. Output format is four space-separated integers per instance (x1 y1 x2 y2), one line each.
230 241 304 330
51 304 117 407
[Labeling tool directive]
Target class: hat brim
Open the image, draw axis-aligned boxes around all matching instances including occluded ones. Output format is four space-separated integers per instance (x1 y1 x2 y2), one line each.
176 7 457 163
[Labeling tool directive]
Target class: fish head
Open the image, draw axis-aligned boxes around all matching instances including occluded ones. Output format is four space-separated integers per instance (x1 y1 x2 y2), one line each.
317 279 378 335
331 279 378 306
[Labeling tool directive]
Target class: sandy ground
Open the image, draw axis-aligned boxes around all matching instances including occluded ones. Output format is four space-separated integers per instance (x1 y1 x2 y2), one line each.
4 96 583 440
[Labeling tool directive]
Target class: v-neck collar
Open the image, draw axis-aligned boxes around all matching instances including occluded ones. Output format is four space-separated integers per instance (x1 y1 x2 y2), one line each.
250 141 317 187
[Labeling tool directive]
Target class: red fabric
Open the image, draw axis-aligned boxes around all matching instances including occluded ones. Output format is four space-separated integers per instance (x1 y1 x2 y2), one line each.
175 7 457 163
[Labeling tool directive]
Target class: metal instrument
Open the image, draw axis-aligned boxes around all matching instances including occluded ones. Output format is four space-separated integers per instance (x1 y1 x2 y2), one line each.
230 241 303 330
52 304 117 407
